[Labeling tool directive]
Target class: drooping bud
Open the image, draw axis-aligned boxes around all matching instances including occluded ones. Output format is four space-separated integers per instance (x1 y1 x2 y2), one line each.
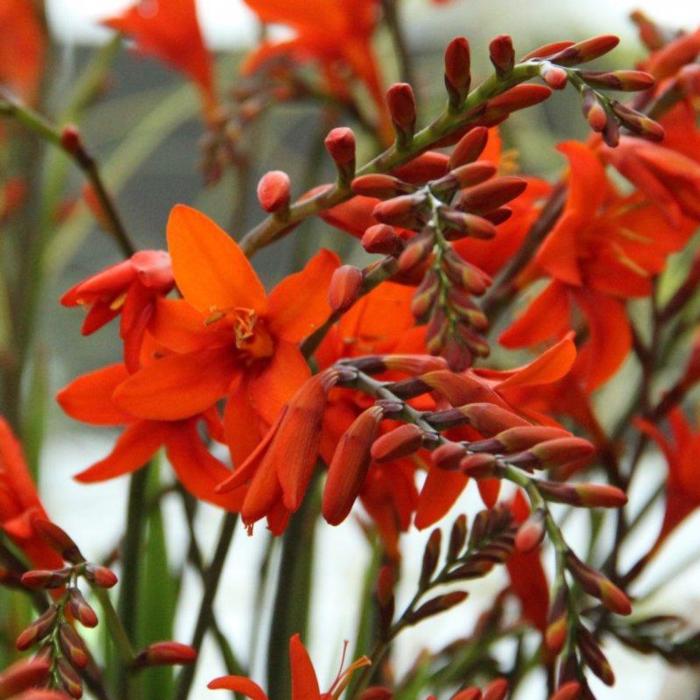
256 170 291 214
449 127 489 169
371 423 430 462
459 403 529 435
545 588 568 655
442 252 492 295
440 210 497 240
133 641 197 668
373 192 427 228
482 678 509 700
376 565 395 636
56 658 82 699
444 37 471 108
571 482 628 508
515 509 546 553
577 626 615 685
386 83 417 146
34 520 84 565
581 88 606 132
459 453 498 479
59 623 89 669
406 591 468 623
351 174 411 199
579 70 655 91
565 551 632 615
0 659 51 699
506 436 595 470
540 63 569 90
481 85 552 124
397 231 434 273
425 308 449 355
521 40 575 61
455 176 527 215
484 425 572 454
447 287 489 330
16 606 58 651
21 568 71 589
610 101 665 141
549 681 581 700
328 265 364 312
325 127 356 183
431 162 497 198
489 35 515 77
420 529 442 588
482 207 512 225
361 224 403 256
432 442 468 471
323 406 384 525
83 564 118 588
68 588 98 628
381 354 448 375
547 35 620 66
60 124 84 157
448 514 468 561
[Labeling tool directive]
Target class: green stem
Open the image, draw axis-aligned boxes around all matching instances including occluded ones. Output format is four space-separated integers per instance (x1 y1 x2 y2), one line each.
174 512 238 700
93 586 135 666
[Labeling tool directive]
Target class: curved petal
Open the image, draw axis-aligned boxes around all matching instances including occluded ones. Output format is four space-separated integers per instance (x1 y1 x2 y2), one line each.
149 297 229 353
113 347 238 420
248 341 311 425
57 364 132 426
74 422 165 482
224 376 266 467
558 140 608 215
289 634 321 700
535 212 584 285
414 466 468 530
164 421 245 511
167 205 266 315
267 249 339 342
208 676 268 700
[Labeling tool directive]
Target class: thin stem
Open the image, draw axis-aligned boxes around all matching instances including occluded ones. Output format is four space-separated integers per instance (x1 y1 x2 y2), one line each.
93 586 135 666
381 0 416 87
174 512 238 700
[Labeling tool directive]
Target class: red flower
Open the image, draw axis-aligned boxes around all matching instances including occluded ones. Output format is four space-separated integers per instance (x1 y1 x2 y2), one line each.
0 418 63 570
102 0 217 117
61 250 173 371
208 633 369 699
57 363 245 511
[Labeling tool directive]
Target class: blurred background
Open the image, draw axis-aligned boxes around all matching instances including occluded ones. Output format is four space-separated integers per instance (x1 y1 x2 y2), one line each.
18 1 700 697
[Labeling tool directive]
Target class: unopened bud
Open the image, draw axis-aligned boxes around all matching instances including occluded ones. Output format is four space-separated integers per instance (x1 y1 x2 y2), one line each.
440 210 497 240
610 101 665 141
540 63 568 89
420 529 442 587
59 623 89 668
549 681 581 700
546 588 568 655
521 40 575 61
492 425 572 453
442 252 491 295
411 270 439 320
56 658 82 699
449 127 489 169
371 423 428 462
451 689 481 700
459 453 498 478
515 509 546 552
507 436 595 470
16 606 58 651
386 83 417 145
580 69 655 91
397 232 434 272
352 174 410 199
577 626 615 685
482 85 552 123
134 641 197 668
373 192 427 228
257 170 291 214
455 176 527 215
83 564 118 588
323 406 384 525
361 224 403 255
489 35 515 77
432 442 468 471
572 482 627 508
21 568 70 589
406 591 468 623
68 588 98 628
60 124 83 156
445 37 471 107
34 520 84 564
482 207 512 225
382 354 448 374
548 35 620 66
483 678 509 700
565 551 632 615
325 127 356 182
328 265 363 312
448 514 468 560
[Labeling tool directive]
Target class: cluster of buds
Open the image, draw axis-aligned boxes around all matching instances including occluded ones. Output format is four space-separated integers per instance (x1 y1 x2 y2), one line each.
351 126 526 370
0 658 68 700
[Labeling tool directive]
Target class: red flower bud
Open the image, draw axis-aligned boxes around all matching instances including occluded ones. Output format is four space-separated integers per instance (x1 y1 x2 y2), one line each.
68 588 99 628
16 606 58 651
0 659 51 699
56 658 82 699
565 551 632 615
580 70 655 91
432 442 468 471
324 127 356 166
483 678 509 700
59 623 89 669
451 687 481 700
459 453 497 478
34 520 84 564
444 37 471 103
540 64 568 90
361 224 403 256
328 265 363 312
482 85 552 123
515 509 546 553
455 176 527 215
489 35 515 76
21 569 70 589
397 232 434 273
573 483 627 508
581 88 607 132
257 170 291 213
508 437 595 470
448 127 489 169
371 423 427 462
351 174 410 199
386 83 416 143
549 681 581 700
548 35 620 66
521 40 575 61
440 210 497 240
382 354 448 374
83 564 118 588
373 193 427 228
60 124 83 156
137 641 197 667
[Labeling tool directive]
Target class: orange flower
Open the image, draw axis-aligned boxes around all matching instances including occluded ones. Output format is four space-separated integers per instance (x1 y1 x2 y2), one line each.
0 417 63 570
102 0 216 117
61 250 173 371
57 363 245 511
636 408 700 551
208 633 369 699
0 0 45 104
242 0 388 134
501 140 695 391
111 205 339 469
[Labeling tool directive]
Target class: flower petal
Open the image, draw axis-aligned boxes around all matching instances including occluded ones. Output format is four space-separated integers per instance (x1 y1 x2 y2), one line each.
289 634 321 700
208 676 268 700
167 204 266 315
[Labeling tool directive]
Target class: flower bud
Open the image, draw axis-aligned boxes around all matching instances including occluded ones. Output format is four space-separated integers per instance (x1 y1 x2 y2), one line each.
351 174 410 199
545 588 568 655
361 224 403 256
34 520 84 564
459 453 498 478
325 127 356 182
451 689 481 700
481 85 552 123
521 40 575 61
406 591 468 623
83 564 118 588
580 69 654 91
411 270 439 320
548 35 620 66
577 626 614 685
382 354 448 375
59 623 89 668
565 551 632 615
449 127 489 169
491 425 572 453
455 176 527 215
441 252 491 295
0 659 50 699
444 37 471 107
56 658 82 699
572 482 627 508
371 423 428 462
135 641 197 668
432 442 468 471
60 124 83 156
540 64 568 90
386 83 417 145
483 678 509 700
16 606 58 651
549 681 580 700
373 193 427 228
328 265 363 312
610 101 665 141
397 232 434 273
460 403 529 435
489 35 515 77
21 568 71 589
507 436 595 470
448 514 468 560
323 406 384 525
68 588 98 628
447 287 489 330
440 210 497 240
420 529 442 588
515 509 546 553
256 170 291 214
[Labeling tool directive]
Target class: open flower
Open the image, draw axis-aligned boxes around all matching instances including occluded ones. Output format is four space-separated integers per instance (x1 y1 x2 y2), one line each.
102 0 217 118
0 417 63 570
208 633 369 699
111 205 339 470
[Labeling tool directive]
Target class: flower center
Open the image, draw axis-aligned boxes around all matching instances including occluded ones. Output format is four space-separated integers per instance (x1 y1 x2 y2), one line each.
231 308 274 360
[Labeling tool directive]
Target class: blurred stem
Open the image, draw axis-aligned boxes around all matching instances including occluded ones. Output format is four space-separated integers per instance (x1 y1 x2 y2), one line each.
117 465 151 699
381 0 416 88
266 475 320 698
174 512 238 700
93 586 135 668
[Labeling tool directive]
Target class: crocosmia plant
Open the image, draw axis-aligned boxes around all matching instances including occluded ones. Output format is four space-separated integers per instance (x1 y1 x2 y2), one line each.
2 1 700 699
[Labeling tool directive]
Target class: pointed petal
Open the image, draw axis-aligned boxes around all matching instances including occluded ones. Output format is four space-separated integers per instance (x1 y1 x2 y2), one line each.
535 212 584 285
74 422 165 482
558 140 608 214
149 297 229 353
224 377 266 467
267 249 339 342
414 466 468 529
208 676 268 700
113 348 237 420
289 634 321 700
167 204 266 315
57 364 132 426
